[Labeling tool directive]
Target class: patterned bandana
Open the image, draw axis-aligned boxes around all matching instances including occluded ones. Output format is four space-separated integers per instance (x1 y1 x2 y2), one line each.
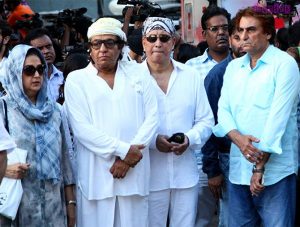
2 44 61 184
143 17 175 36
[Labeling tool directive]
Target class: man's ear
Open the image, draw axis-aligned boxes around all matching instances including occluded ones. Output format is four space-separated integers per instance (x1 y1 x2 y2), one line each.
202 30 207 41
3 36 10 45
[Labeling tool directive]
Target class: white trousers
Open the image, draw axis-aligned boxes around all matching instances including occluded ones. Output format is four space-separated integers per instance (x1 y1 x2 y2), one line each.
77 189 149 227
148 185 198 227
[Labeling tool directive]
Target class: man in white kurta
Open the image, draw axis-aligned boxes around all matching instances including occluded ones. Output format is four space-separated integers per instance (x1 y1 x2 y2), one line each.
64 18 158 227
141 17 214 227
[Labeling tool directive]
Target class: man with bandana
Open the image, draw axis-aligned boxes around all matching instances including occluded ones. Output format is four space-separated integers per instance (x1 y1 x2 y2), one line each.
141 17 214 227
64 17 159 227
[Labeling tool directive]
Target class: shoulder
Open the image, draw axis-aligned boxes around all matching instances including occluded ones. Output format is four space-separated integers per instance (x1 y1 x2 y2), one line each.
185 55 202 66
65 64 91 84
173 59 199 76
120 61 150 80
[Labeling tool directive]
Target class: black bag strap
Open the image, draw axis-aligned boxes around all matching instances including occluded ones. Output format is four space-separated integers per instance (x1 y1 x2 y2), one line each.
2 99 9 133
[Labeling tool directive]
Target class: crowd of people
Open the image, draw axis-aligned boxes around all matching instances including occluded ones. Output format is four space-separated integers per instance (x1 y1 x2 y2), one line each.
0 0 300 227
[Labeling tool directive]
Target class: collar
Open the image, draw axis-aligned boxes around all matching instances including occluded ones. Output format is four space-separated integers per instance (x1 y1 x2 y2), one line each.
241 44 274 68
51 64 62 77
199 49 217 64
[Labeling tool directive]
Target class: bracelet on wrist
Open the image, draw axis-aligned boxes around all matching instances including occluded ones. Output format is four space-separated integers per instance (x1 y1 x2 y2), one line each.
67 200 76 206
252 165 265 174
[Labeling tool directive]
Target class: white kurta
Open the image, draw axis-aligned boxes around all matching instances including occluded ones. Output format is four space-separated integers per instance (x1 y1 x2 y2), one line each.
141 60 214 191
64 61 158 200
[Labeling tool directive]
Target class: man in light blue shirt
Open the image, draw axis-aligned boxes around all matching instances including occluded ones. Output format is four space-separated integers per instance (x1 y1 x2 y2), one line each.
213 6 300 227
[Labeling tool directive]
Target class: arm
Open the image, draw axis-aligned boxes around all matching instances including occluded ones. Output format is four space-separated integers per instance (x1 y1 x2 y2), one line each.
64 184 76 227
60 112 76 227
250 152 270 196
256 59 300 154
0 151 7 181
203 65 226 196
213 63 238 138
129 71 159 146
60 23 71 49
122 7 134 36
202 137 223 199
185 72 214 149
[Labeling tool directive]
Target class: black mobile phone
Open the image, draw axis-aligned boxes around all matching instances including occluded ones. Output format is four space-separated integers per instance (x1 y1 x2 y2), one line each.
167 133 185 144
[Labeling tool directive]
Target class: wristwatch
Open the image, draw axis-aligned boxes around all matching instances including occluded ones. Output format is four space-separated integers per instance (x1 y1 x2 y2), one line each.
252 165 265 174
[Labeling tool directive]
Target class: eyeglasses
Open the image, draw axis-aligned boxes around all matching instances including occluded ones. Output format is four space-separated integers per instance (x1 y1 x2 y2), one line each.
206 25 229 33
23 64 45 76
89 39 120 50
145 34 172 43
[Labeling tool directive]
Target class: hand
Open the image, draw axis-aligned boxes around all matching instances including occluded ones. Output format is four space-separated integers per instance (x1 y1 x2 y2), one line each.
208 174 224 200
66 203 76 227
250 172 264 196
170 135 189 155
5 163 30 179
110 157 130 179
123 144 144 167
156 135 175 153
229 132 263 163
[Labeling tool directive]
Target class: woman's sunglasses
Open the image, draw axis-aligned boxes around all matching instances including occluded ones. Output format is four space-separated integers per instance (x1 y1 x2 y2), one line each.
23 64 45 76
145 34 172 43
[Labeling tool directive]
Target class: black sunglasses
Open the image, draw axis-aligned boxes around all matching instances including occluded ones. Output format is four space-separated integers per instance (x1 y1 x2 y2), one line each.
23 64 45 76
145 34 172 43
89 39 120 50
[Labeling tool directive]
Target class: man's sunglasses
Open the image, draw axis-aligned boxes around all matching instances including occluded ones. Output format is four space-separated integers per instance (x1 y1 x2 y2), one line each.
145 34 172 43
23 64 45 76
89 39 120 50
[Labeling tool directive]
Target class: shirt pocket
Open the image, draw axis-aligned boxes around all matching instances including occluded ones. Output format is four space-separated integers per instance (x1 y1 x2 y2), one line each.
253 82 274 109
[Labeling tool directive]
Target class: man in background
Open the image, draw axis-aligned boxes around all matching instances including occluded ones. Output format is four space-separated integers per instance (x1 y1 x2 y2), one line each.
202 17 246 227
185 5 231 226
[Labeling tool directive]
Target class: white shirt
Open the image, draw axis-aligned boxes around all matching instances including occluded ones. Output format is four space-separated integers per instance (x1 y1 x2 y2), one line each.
47 65 64 101
64 61 158 200
141 60 214 191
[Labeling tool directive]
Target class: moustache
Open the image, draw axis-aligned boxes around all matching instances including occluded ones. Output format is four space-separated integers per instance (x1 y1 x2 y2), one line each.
240 42 251 48
217 37 228 42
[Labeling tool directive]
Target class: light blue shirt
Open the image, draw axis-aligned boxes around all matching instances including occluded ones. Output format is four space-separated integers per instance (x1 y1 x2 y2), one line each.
213 45 300 186
47 65 64 101
185 49 219 81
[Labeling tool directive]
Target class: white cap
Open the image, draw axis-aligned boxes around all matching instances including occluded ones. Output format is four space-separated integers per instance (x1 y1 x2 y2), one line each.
87 17 127 41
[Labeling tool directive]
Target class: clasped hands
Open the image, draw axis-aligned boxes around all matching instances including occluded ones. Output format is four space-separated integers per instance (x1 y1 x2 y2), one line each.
156 134 189 155
110 144 144 179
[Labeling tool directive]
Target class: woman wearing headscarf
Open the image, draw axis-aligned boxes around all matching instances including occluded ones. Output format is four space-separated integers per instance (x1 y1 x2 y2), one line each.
0 44 75 226
141 17 214 227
